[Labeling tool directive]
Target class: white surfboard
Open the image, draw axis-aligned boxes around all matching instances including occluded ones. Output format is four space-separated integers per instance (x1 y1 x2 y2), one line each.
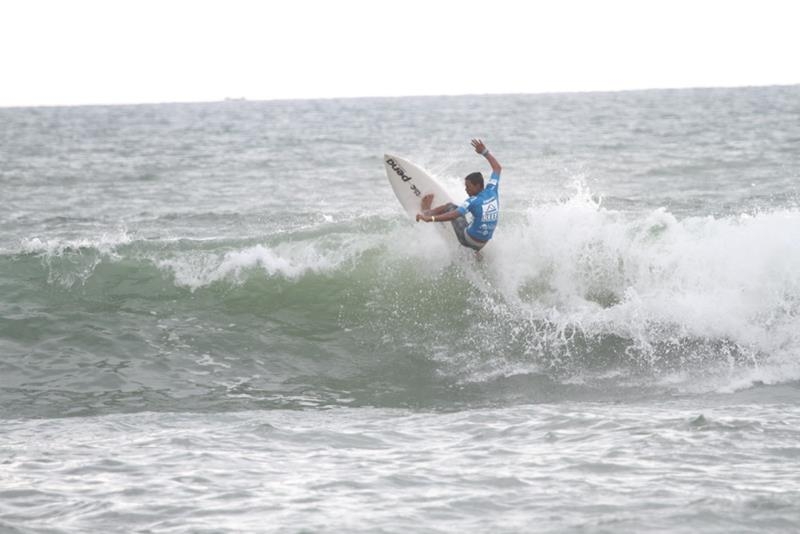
383 154 455 219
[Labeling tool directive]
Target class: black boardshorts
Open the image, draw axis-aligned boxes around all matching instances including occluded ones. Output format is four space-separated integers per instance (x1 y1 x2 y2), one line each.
443 203 487 251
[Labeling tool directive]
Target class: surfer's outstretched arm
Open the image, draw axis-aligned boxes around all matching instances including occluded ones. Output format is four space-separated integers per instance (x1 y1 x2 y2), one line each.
416 194 457 222
416 208 460 223
471 138 501 174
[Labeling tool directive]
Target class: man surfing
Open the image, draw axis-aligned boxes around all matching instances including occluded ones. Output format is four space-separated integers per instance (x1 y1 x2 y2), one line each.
416 139 502 252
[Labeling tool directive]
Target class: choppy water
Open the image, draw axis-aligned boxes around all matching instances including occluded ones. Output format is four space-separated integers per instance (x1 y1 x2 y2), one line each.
1 86 800 532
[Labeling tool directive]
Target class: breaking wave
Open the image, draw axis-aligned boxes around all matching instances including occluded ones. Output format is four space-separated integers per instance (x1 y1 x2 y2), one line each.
4 187 800 415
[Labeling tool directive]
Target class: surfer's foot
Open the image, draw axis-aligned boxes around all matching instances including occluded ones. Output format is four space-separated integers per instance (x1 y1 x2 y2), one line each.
421 194 434 211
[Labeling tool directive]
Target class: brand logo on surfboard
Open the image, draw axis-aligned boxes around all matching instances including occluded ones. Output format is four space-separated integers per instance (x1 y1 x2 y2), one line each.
386 158 413 182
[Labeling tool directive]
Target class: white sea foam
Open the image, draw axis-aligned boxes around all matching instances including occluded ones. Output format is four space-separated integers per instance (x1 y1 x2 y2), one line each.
465 185 800 387
19 229 133 257
497 191 797 334
158 236 378 291
17 229 133 287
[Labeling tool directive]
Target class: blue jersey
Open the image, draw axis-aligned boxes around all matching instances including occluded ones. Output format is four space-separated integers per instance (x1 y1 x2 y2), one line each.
457 171 500 241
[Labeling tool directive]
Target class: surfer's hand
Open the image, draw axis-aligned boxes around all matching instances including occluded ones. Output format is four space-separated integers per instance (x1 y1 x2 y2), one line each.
471 139 487 154
416 213 424 222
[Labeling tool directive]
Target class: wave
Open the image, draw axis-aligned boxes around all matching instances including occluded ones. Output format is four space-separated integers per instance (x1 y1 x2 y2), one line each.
3 187 800 409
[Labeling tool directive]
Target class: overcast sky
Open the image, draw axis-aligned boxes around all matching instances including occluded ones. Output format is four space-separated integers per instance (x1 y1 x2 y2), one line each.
1 0 798 107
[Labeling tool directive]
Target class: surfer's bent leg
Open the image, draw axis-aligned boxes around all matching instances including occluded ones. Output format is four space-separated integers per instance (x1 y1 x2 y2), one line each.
421 194 434 212
443 204 483 251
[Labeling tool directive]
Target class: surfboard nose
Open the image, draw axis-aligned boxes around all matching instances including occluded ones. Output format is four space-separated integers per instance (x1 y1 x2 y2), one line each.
384 153 454 220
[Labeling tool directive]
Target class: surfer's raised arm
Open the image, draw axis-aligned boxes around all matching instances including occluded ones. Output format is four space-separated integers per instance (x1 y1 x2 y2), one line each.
471 138 501 174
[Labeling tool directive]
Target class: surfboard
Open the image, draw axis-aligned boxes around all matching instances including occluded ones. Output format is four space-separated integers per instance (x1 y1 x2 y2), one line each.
383 154 455 219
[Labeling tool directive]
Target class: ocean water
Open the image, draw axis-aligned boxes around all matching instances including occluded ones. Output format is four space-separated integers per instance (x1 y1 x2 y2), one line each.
1 86 799 532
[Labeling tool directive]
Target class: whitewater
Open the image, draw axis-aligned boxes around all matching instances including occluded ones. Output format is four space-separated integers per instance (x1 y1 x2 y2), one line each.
1 86 799 532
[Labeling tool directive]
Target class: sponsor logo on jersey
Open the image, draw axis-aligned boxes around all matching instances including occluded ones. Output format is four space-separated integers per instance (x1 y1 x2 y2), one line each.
482 198 499 221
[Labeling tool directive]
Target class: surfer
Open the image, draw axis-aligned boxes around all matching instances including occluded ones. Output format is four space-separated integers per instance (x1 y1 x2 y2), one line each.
416 139 501 251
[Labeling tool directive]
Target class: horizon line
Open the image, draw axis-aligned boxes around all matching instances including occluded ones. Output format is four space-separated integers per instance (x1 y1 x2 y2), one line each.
2 82 798 110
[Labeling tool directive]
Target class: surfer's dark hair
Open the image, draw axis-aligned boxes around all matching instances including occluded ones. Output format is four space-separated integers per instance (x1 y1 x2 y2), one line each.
465 172 484 188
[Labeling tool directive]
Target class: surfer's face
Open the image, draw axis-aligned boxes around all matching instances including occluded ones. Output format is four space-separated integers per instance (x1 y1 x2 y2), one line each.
465 180 481 196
